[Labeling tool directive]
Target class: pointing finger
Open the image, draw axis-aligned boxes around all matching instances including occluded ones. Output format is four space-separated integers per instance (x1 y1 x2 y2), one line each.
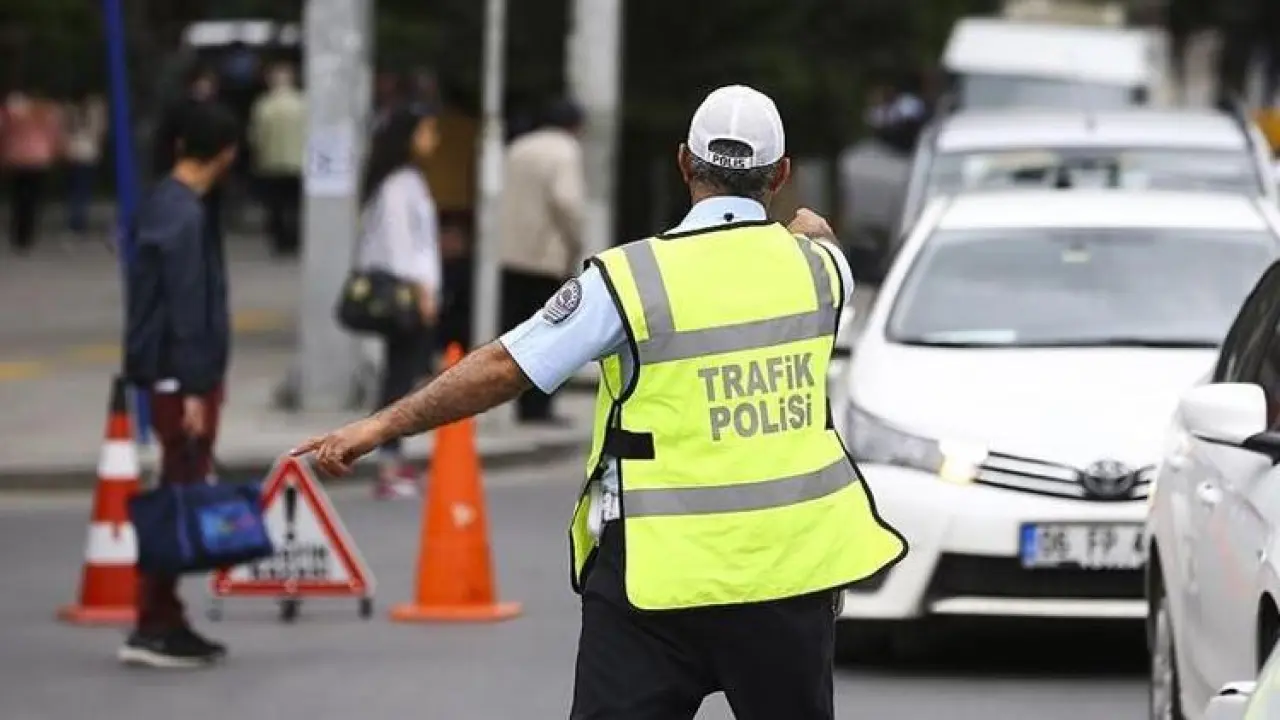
290 436 324 457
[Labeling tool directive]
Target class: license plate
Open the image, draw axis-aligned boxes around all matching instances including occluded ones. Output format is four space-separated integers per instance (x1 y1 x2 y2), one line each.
1019 523 1145 570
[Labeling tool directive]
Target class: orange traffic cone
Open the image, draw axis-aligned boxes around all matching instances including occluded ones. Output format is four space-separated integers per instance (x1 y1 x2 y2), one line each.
389 344 523 623
58 376 140 625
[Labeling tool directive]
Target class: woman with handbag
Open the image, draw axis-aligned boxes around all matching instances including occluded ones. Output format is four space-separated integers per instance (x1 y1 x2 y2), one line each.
352 102 443 499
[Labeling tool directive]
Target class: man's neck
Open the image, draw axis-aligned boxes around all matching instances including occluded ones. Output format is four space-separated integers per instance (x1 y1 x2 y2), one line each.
689 188 767 210
171 163 213 195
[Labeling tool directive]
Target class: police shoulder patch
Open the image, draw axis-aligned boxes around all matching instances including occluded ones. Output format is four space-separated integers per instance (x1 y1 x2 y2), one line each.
541 278 583 324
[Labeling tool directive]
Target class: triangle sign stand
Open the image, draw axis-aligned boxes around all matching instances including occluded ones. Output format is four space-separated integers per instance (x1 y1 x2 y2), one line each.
208 456 376 623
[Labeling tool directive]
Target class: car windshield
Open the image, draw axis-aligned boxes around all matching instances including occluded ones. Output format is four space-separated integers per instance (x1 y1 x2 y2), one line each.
927 148 1264 197
887 228 1277 348
959 74 1137 110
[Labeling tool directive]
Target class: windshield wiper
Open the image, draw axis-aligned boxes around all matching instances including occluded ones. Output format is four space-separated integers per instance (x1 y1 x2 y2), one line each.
1003 337 1218 349
894 337 1012 348
894 336 1218 349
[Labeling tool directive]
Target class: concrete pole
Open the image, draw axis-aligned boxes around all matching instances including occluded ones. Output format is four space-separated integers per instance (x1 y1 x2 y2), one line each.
296 0 371 411
471 0 508 352
567 0 623 258
471 0 510 430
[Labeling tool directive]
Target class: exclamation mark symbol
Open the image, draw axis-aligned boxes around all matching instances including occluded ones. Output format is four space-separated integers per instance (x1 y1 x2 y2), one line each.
283 483 299 583
284 484 298 545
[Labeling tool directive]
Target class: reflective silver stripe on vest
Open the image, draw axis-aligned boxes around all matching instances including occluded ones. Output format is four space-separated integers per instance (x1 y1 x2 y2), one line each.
623 458 854 518
622 236 837 365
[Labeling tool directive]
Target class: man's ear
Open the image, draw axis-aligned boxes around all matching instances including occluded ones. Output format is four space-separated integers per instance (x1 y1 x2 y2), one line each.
677 144 695 185
769 157 792 193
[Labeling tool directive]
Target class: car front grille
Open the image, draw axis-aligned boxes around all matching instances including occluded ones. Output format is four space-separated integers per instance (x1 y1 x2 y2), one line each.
928 554 1144 600
975 451 1153 501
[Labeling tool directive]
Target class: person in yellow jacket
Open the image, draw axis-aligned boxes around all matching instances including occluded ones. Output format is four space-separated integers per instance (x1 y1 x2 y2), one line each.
293 84 907 720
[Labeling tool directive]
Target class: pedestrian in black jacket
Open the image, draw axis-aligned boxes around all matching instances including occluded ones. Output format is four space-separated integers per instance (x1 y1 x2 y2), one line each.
120 102 238 669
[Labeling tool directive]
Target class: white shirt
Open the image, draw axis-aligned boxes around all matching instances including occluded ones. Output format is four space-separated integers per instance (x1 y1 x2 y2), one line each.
356 168 442 298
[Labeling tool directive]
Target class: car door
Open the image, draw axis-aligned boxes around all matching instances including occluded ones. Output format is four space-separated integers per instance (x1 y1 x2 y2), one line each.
1188 265 1280 694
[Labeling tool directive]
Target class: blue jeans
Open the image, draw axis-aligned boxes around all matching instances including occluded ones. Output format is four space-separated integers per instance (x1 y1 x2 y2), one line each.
66 162 94 234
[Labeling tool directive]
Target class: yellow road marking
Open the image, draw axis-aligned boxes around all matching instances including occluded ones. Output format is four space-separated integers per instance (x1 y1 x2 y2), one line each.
232 309 289 333
67 344 120 363
0 362 46 381
0 308 291 382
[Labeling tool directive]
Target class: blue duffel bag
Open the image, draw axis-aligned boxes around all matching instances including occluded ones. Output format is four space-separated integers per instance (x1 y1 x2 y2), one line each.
129 478 274 576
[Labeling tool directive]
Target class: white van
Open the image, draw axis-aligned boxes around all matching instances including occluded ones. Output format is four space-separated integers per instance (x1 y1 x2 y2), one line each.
942 17 1163 110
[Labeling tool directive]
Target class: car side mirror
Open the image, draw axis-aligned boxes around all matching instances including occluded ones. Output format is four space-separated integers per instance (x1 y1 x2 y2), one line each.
1203 681 1256 720
1179 383 1280 461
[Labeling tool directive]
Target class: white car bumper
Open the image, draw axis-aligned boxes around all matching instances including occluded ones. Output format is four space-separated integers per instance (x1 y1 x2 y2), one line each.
841 464 1148 622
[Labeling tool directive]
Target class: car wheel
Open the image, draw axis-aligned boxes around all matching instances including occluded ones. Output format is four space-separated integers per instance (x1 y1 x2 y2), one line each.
1151 591 1186 720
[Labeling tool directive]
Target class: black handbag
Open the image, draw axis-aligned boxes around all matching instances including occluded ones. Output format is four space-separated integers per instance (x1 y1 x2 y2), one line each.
334 269 423 336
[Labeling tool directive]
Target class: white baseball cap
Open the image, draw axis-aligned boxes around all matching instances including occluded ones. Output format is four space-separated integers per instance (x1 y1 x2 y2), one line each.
686 85 786 170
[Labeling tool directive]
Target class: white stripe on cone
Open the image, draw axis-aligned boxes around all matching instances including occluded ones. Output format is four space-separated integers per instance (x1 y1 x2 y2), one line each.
97 441 139 481
84 522 138 565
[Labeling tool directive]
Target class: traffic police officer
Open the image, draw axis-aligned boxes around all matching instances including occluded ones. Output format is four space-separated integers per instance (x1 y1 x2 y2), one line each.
295 84 907 719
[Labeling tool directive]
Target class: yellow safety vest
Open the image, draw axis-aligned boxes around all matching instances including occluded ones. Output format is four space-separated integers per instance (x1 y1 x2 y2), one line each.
568 220 907 611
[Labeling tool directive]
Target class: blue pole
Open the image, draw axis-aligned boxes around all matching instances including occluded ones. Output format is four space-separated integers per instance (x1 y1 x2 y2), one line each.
103 0 150 445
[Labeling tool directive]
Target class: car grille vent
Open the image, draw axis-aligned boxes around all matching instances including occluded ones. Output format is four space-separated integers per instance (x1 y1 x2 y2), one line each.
975 452 1152 501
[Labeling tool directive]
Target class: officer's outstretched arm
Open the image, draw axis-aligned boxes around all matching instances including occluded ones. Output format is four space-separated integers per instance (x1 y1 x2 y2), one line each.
377 341 533 438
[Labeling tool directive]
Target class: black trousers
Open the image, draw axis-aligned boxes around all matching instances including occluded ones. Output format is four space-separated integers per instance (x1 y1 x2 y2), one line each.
257 173 301 255
571 523 838 720
500 268 563 421
378 327 434 454
7 168 47 251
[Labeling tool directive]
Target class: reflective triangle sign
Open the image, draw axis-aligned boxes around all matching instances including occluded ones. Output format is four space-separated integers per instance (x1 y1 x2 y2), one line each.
211 457 374 598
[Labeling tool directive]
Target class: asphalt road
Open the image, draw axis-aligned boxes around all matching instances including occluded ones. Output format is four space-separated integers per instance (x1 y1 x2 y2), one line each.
0 456 1146 720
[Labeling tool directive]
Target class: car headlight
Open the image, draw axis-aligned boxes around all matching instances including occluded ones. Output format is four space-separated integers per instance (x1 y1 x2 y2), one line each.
843 403 988 484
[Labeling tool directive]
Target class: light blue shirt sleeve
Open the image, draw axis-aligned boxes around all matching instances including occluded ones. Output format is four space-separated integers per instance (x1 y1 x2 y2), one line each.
498 265 627 393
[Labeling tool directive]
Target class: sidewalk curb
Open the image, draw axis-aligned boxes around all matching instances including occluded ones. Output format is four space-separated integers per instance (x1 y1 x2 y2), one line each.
0 436 590 492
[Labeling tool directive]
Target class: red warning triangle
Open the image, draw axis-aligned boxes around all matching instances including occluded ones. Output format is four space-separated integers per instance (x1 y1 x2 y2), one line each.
211 457 375 598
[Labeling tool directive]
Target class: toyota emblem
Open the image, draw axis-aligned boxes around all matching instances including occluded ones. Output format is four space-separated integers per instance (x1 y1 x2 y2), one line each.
1079 459 1138 500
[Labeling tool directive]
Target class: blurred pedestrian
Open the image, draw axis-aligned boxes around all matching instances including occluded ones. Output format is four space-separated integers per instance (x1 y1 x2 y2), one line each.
497 97 585 424
354 103 443 500
371 71 403 134
248 62 306 257
62 91 107 238
1 88 63 253
407 66 440 107
864 74 928 154
1262 0 1280 106
120 102 240 668
1214 0 1259 106
153 66 230 248
292 84 906 720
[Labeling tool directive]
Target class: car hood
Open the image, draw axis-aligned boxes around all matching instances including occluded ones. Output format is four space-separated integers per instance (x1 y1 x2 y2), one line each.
846 342 1217 468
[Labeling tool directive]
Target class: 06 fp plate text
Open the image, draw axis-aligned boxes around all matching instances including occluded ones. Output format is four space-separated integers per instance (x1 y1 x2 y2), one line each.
1019 522 1145 570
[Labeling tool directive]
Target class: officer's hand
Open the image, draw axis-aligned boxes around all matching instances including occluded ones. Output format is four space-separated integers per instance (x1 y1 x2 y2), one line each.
788 207 836 241
291 417 389 476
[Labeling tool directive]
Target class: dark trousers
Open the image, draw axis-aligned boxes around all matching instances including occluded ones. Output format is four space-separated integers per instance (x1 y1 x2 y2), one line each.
378 328 434 454
571 523 838 720
257 173 301 255
66 162 95 234
136 384 224 634
7 167 48 251
500 268 563 421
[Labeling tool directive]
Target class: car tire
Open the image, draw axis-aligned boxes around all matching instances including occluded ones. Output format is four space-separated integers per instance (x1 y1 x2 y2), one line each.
1151 590 1186 720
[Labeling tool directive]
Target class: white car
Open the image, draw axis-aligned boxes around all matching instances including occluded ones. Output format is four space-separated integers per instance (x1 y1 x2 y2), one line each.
1148 259 1280 719
896 107 1279 245
835 189 1280 660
